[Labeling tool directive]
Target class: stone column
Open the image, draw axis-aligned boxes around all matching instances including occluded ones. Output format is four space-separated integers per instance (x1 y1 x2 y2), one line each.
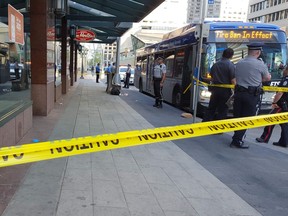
30 0 54 116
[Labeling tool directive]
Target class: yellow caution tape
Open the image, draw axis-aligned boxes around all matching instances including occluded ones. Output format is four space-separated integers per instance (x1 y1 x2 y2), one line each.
192 77 288 92
1 112 288 168
263 86 288 92
183 83 192 94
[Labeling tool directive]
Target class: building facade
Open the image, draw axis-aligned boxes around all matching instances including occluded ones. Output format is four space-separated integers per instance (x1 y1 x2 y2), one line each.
119 0 188 66
103 43 117 65
247 0 288 30
187 0 249 23
141 0 187 30
187 0 221 23
220 0 249 21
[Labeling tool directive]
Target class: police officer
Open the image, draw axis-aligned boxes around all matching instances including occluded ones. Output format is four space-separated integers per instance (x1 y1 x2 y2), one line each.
271 66 288 147
231 43 271 148
255 66 288 143
123 64 131 89
153 57 166 108
202 48 236 122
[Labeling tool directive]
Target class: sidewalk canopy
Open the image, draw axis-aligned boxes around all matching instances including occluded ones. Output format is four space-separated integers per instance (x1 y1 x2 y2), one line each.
0 0 164 44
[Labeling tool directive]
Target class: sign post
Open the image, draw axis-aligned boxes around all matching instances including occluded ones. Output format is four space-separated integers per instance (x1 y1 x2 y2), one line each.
192 0 208 123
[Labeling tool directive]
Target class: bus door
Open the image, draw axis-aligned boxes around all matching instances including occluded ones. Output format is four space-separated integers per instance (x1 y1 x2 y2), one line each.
171 49 185 106
146 55 155 94
181 46 196 107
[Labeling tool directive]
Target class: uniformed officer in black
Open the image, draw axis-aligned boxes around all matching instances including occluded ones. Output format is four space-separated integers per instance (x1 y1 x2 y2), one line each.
231 43 271 148
202 48 236 122
255 66 288 143
271 66 288 147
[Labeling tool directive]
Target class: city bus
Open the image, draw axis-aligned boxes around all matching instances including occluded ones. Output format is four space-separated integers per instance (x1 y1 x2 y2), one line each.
134 21 287 114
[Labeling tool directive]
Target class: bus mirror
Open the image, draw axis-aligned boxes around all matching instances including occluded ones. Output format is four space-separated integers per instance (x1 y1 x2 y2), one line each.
202 24 210 38
195 25 201 39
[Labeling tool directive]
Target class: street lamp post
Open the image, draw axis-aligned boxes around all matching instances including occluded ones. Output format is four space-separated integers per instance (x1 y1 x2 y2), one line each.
79 45 88 79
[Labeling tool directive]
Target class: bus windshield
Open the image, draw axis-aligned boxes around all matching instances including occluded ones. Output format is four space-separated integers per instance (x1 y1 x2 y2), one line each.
203 43 287 81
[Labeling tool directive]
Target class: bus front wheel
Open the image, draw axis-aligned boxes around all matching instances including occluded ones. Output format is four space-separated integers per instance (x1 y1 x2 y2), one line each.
173 90 181 107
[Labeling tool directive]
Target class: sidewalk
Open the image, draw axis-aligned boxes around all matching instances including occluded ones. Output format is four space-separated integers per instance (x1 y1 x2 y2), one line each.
2 76 262 216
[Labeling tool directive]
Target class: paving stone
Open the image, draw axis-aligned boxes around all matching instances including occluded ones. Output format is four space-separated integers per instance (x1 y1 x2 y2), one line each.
125 193 165 216
94 206 131 216
93 179 127 208
56 189 93 216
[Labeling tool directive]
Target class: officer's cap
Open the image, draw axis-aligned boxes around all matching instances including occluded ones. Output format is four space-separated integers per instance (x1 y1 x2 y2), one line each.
247 43 263 51
156 57 164 61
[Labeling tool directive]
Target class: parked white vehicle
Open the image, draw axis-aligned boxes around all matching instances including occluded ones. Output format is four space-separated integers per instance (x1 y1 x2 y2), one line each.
118 66 128 81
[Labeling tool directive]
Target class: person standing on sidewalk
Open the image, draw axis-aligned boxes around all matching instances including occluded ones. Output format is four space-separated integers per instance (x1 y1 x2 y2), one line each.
123 64 131 88
269 66 288 147
95 63 100 83
256 67 288 144
91 65 94 76
14 60 20 79
202 48 236 122
111 62 116 80
230 43 271 149
153 57 166 108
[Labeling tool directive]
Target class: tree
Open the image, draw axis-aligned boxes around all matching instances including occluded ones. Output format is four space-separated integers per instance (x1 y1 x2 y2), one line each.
88 50 102 66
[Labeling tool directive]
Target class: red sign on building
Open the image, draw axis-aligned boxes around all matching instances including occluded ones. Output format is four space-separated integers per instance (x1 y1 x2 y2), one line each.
75 29 96 42
8 4 24 45
47 27 55 41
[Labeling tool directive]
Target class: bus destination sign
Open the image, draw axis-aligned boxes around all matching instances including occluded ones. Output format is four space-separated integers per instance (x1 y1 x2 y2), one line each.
216 30 273 40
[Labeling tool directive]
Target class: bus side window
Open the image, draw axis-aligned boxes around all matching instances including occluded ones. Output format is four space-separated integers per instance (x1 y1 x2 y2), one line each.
186 48 193 73
143 59 147 75
165 54 174 77
174 49 185 79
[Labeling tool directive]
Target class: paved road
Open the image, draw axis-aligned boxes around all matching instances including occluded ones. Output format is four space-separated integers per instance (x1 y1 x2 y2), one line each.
120 86 288 216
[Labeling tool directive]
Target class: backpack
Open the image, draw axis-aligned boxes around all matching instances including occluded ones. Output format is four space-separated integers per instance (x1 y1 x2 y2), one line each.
111 87 120 95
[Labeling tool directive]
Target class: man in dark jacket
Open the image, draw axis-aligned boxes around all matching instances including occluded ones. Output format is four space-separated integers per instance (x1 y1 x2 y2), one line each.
202 48 236 122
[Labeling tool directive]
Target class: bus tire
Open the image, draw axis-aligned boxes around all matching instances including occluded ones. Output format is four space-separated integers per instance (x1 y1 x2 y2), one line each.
139 79 143 93
173 89 182 107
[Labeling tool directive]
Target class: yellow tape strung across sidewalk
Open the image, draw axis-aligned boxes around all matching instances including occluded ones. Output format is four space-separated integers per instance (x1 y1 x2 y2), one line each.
1 113 288 168
192 77 288 92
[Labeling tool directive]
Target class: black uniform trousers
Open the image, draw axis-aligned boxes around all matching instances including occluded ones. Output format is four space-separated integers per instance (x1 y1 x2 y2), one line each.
278 122 288 146
153 78 163 105
232 91 259 142
203 87 232 122
96 72 100 83
124 73 131 88
277 102 288 146
15 68 20 79
259 107 282 142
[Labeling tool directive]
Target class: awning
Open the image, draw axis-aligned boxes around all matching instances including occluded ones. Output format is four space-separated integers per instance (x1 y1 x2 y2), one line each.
0 0 165 43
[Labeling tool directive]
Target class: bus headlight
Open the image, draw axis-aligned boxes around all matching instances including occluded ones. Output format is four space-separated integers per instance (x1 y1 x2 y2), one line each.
200 89 211 98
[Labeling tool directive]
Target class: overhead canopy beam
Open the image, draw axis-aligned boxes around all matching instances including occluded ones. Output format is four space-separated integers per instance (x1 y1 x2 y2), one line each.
0 0 165 44
66 14 134 22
